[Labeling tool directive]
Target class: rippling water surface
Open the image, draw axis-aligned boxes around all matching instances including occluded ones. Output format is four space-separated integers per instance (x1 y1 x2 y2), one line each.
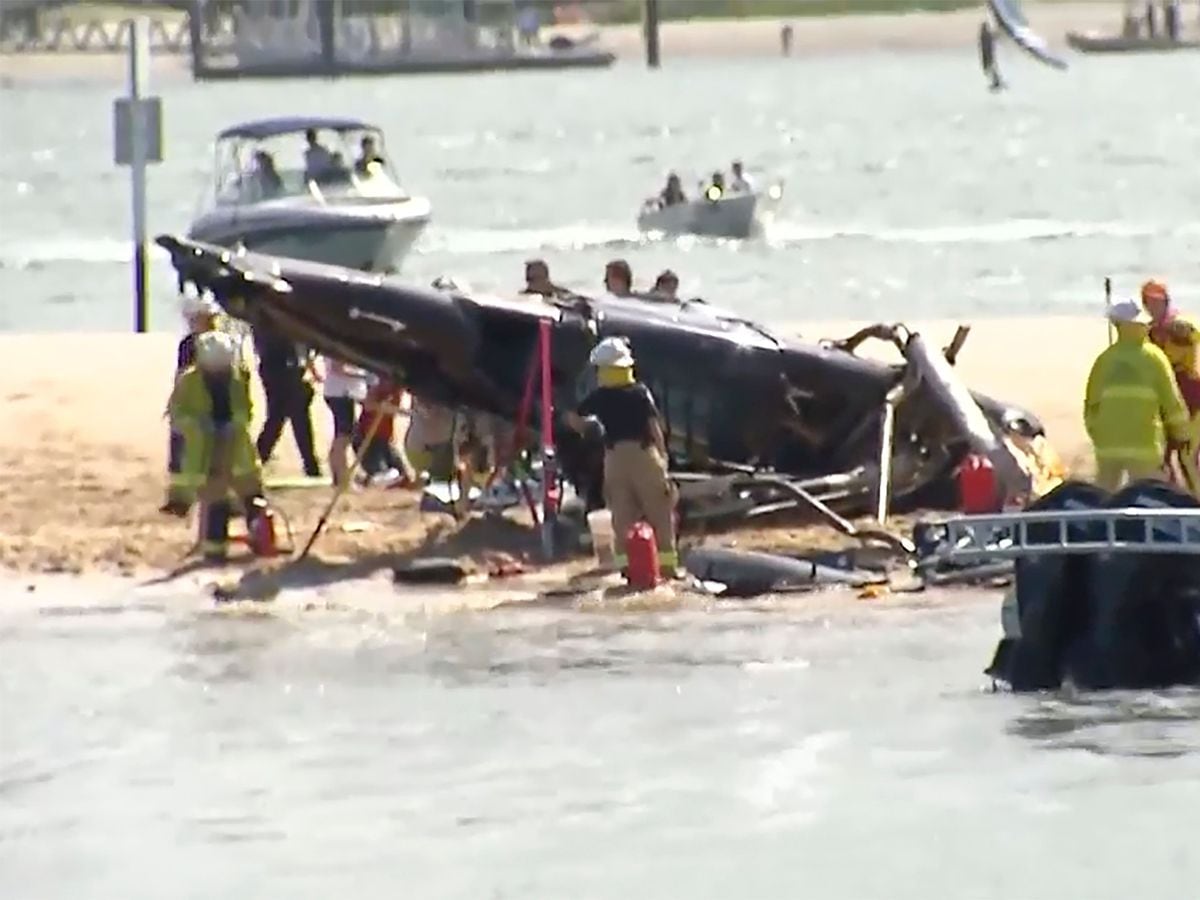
4 49 1200 330
4 580 1200 899
5 46 1200 898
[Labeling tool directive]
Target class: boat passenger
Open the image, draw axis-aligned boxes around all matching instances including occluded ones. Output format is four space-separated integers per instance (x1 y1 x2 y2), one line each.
704 171 725 201
659 173 687 207
252 324 322 478
521 258 568 299
729 160 754 193
303 128 337 182
650 269 679 301
167 331 267 561
253 150 284 198
354 135 385 177
323 151 351 184
564 336 679 577
1084 299 1190 491
603 259 634 298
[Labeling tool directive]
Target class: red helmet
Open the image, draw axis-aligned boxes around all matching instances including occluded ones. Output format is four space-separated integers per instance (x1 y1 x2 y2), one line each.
1141 279 1170 304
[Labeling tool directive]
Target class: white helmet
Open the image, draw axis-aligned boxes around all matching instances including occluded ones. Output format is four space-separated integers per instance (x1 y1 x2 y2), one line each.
589 336 634 368
195 331 236 371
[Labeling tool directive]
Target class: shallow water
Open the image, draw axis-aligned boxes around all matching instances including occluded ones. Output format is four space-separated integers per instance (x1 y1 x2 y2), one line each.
3 579 1200 899
4 49 1200 330
6 45 1200 897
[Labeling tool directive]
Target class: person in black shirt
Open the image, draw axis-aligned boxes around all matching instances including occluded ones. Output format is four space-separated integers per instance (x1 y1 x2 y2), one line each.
252 324 321 477
565 336 678 576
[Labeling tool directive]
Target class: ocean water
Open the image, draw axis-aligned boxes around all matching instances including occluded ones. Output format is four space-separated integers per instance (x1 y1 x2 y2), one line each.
5 47 1200 899
3 49 1200 331
4 579 1200 900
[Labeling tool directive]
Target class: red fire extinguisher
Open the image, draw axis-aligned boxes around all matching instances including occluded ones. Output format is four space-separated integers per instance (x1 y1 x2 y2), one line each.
247 497 279 557
957 453 1000 514
625 521 660 590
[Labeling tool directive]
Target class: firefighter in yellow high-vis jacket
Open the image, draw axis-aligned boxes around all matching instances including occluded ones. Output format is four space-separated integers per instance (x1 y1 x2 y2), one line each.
167 331 265 560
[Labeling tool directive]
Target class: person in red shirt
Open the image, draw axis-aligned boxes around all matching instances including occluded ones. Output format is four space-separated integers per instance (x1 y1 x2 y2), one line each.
353 377 415 486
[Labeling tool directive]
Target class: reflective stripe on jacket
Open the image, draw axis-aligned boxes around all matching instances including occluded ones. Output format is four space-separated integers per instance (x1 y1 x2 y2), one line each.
167 366 261 499
1084 335 1188 464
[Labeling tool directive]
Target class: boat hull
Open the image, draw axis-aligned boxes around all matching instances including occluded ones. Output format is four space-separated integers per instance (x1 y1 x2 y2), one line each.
637 192 768 240
187 197 431 273
1065 30 1200 52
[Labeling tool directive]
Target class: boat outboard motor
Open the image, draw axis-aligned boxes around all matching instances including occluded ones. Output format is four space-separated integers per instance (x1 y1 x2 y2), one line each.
984 480 1110 691
987 478 1200 691
1066 480 1200 690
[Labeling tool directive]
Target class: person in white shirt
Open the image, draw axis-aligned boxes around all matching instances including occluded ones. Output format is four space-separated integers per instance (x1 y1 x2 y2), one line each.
729 160 755 194
321 355 371 486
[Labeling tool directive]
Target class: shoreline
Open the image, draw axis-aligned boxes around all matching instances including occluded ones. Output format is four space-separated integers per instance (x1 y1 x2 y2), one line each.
0 317 1100 585
0 2 1127 84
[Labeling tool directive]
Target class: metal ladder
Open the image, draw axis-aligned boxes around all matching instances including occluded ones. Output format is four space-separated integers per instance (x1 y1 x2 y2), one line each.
919 508 1200 563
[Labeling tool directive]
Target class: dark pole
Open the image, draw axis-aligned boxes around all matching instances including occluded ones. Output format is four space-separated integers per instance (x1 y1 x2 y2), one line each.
317 0 336 73
185 0 204 78
645 0 660 68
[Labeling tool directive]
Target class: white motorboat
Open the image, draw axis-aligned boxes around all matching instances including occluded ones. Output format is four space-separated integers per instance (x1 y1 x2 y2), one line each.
636 182 783 240
187 115 431 273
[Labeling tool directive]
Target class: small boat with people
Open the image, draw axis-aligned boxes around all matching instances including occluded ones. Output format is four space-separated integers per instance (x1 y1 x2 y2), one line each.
187 115 432 274
636 162 784 240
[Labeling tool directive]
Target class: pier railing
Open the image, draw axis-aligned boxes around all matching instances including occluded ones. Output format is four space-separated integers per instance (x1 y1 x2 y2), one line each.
0 14 198 54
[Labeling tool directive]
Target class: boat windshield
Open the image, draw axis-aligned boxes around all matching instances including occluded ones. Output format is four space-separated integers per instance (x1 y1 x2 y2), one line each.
210 126 407 206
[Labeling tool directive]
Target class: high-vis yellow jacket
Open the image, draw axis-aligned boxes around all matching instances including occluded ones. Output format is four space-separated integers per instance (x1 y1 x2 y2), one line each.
167 365 261 501
1084 331 1189 464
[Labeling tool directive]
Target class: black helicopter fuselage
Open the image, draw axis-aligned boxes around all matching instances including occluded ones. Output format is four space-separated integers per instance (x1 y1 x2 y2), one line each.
158 235 1041 511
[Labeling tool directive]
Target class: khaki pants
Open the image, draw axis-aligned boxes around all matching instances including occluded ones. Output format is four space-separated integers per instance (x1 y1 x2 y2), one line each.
1094 459 1164 492
604 441 677 570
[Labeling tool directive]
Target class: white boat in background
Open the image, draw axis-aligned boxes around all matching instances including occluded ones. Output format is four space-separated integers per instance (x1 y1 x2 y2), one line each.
636 182 783 240
187 115 431 273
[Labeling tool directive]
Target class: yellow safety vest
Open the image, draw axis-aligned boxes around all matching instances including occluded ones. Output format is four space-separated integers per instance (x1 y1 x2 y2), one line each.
1084 336 1188 463
167 366 261 496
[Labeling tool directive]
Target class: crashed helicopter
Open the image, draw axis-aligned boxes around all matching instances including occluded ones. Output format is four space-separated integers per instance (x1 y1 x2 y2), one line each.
156 234 1060 544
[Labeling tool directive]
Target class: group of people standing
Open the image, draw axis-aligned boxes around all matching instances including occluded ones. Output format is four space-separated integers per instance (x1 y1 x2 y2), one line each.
1084 278 1200 493
1123 1 1191 41
162 296 421 516
160 270 683 576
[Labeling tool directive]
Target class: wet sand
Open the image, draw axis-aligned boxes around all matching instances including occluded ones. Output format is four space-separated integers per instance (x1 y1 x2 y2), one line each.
0 316 1099 582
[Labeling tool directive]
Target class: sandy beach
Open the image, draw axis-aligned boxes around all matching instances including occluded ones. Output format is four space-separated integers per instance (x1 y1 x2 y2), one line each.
0 316 1101 580
0 0 1117 582
0 2 1131 83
